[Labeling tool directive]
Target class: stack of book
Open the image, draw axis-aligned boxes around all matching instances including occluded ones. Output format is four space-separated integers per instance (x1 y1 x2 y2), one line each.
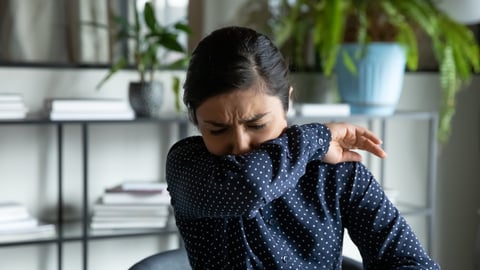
91 181 172 230
292 103 351 117
0 93 29 119
0 202 56 243
46 98 135 121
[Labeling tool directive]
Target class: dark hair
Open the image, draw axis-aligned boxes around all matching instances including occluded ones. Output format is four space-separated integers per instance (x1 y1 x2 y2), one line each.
183 26 290 124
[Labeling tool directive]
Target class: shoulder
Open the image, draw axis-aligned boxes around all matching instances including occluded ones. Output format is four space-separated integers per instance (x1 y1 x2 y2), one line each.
167 136 212 165
168 136 205 155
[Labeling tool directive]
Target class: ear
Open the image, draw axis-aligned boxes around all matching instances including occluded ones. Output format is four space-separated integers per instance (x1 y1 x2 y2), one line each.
287 86 295 116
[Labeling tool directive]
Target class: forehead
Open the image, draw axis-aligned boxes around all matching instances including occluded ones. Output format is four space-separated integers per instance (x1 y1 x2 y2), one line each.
196 88 283 121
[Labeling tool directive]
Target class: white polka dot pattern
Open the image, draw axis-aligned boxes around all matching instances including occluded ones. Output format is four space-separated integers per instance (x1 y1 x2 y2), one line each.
166 124 440 269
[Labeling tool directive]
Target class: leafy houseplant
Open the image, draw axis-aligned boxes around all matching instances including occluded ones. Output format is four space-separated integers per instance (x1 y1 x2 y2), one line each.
97 1 191 115
274 0 480 142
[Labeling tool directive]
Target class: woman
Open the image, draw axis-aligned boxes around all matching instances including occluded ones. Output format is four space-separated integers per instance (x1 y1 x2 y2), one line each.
166 26 439 269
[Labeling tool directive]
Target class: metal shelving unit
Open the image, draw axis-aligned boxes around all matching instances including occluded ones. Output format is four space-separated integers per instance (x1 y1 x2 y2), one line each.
0 115 189 270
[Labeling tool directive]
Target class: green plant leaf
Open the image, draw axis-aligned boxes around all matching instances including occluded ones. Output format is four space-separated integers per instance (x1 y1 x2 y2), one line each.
315 0 346 76
95 0 191 90
342 50 357 76
174 22 192 34
172 76 181 112
169 57 190 69
382 2 418 70
143 2 157 32
272 0 480 143
151 33 185 52
96 57 128 90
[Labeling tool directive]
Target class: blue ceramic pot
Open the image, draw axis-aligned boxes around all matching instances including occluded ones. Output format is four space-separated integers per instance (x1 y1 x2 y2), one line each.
334 43 406 115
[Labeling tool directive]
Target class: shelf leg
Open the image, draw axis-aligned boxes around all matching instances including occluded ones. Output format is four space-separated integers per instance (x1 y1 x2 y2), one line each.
82 123 89 270
380 119 387 186
427 114 439 257
57 124 63 270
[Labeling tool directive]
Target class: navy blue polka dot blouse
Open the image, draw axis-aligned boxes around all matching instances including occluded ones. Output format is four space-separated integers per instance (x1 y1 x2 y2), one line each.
166 123 440 269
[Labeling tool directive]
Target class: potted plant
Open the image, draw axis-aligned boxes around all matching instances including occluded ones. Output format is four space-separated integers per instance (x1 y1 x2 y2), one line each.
273 0 480 142
96 1 191 116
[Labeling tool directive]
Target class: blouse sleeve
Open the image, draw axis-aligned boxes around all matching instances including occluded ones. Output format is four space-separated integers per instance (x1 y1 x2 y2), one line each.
166 123 331 219
341 162 440 269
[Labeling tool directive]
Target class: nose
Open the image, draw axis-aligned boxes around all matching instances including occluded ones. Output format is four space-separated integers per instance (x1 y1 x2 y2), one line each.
231 129 251 155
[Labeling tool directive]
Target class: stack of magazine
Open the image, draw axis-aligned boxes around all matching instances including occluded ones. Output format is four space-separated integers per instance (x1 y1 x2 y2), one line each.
0 202 56 243
46 98 135 121
91 181 171 230
0 93 29 119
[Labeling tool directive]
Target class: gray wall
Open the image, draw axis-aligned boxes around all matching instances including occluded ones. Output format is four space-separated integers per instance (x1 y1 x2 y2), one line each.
402 73 480 270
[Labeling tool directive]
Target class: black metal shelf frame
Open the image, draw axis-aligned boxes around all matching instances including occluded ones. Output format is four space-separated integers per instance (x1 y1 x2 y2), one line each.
0 116 189 270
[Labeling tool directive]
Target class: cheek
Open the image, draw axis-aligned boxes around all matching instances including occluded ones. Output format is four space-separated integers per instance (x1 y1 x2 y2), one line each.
267 117 288 139
254 128 277 141
247 121 288 147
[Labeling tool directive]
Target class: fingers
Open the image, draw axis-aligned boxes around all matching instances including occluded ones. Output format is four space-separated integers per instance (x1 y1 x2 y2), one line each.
357 128 383 145
352 132 387 158
363 142 387 158
326 122 387 159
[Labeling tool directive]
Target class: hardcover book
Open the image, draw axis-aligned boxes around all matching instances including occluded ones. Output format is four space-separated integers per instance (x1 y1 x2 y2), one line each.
101 191 171 204
0 94 28 119
0 202 56 243
0 223 56 243
46 98 135 121
90 216 168 229
45 98 131 112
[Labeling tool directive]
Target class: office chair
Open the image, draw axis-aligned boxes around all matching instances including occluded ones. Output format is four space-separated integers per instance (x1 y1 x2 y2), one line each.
129 248 190 270
128 247 363 270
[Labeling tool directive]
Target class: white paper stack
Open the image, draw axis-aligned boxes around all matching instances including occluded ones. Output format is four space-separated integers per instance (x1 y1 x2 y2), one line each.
91 181 171 230
0 202 56 243
46 98 135 120
0 93 29 119
293 103 351 117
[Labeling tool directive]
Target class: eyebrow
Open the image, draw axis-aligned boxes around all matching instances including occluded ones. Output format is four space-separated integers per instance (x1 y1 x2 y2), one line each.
204 112 270 127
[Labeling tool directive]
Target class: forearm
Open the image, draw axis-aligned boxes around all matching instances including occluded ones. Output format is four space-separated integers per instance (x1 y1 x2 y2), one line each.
166 123 331 219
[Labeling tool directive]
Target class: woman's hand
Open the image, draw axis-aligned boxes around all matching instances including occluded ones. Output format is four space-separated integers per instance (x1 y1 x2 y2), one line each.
323 122 387 164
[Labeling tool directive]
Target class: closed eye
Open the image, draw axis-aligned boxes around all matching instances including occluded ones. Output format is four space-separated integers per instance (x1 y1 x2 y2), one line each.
210 128 227 135
210 124 265 135
248 123 266 130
